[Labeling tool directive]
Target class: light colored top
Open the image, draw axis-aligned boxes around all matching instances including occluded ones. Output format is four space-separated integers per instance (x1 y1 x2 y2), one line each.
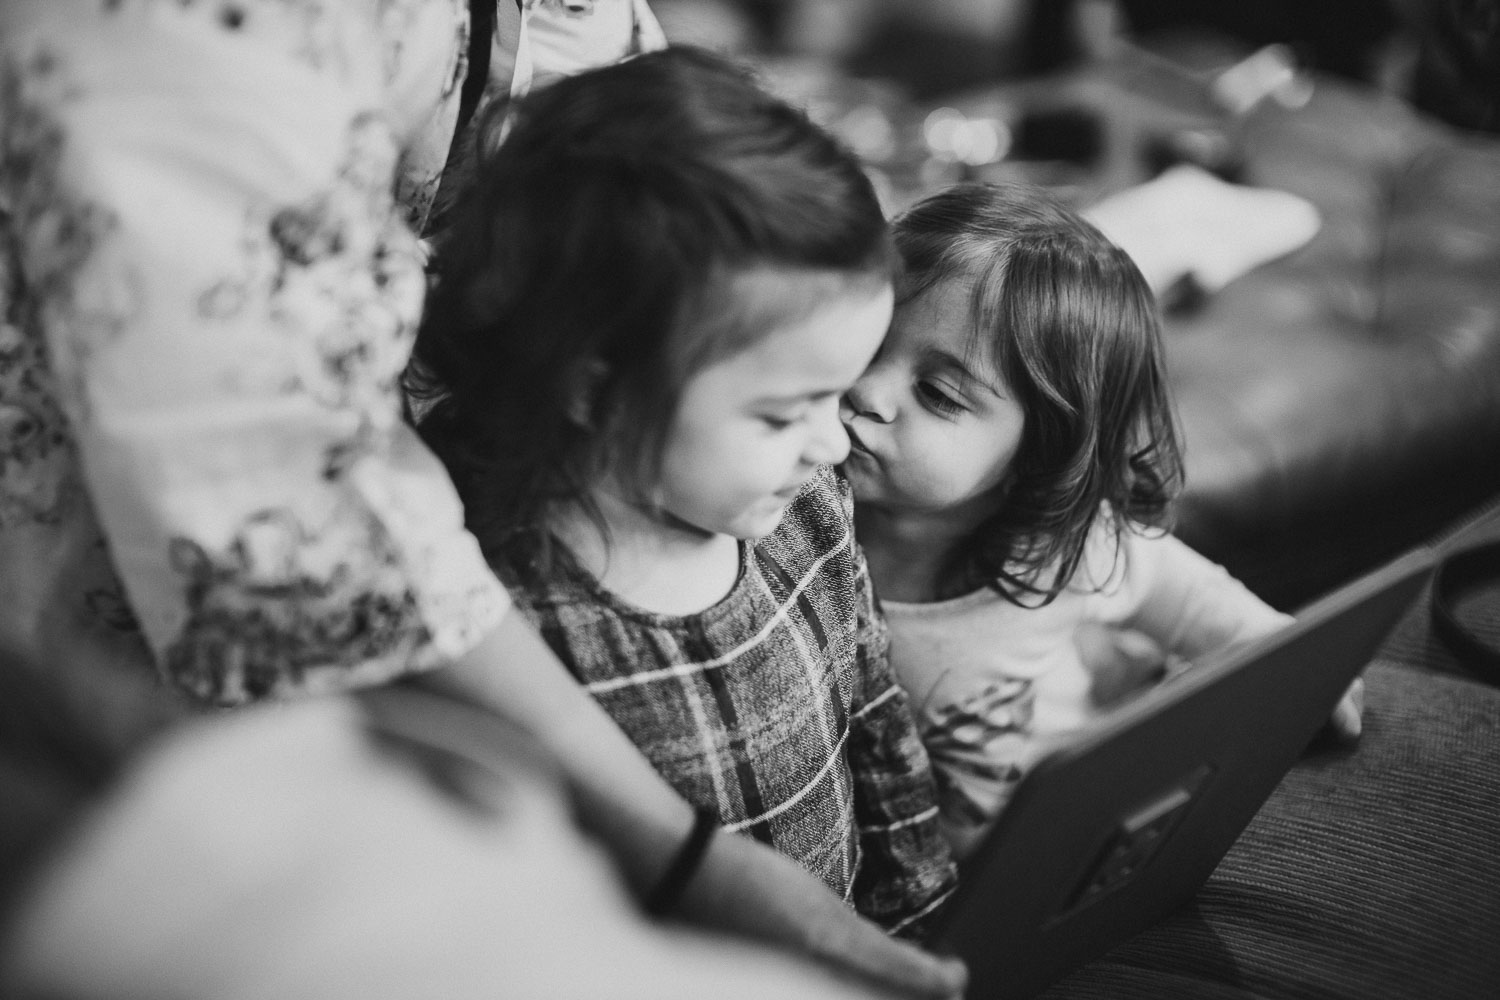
0 0 513 709
4 0 666 719
1 0 665 713
882 516 1290 856
502 0 667 97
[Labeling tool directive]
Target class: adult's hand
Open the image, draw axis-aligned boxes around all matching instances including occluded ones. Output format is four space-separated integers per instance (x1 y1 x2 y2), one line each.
678 828 968 1000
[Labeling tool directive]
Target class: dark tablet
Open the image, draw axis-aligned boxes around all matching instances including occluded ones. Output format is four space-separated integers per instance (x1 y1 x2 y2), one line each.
937 546 1435 999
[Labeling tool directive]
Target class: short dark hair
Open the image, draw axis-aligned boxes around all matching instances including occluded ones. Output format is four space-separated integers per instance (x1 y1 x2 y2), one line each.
407 46 892 564
893 182 1183 604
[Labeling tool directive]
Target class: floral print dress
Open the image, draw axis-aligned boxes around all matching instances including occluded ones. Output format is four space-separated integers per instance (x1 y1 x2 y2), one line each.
0 0 660 715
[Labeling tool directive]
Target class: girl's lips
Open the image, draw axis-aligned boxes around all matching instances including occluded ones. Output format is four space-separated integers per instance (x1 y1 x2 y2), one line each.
844 424 870 456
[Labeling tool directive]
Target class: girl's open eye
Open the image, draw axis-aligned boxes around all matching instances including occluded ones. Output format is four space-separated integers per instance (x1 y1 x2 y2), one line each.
917 380 965 416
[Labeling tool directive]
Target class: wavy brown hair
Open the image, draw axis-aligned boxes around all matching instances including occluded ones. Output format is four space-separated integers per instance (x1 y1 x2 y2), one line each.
893 182 1184 604
406 47 892 567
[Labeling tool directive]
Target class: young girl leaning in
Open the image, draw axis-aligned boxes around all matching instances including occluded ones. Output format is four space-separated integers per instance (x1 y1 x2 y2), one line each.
840 183 1364 858
408 47 958 941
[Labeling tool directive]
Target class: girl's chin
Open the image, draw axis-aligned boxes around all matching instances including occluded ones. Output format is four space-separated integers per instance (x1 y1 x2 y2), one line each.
736 502 793 539
673 502 788 542
838 455 880 493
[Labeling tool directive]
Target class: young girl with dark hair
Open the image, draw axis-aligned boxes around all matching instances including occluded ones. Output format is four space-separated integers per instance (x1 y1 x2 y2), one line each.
410 46 957 940
841 183 1362 856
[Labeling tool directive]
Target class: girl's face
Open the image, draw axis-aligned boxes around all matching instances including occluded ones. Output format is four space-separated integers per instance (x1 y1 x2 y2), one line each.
656 270 893 540
840 276 1025 525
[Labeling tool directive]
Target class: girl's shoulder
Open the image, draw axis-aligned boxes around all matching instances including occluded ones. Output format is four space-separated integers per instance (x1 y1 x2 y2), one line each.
1068 505 1173 594
758 465 856 572
787 465 854 532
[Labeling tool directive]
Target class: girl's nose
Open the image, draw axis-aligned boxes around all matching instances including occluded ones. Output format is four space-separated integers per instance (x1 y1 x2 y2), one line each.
806 397 851 466
842 369 893 424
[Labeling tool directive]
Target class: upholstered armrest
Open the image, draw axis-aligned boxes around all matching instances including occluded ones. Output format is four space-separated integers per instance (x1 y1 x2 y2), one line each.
1167 77 1500 608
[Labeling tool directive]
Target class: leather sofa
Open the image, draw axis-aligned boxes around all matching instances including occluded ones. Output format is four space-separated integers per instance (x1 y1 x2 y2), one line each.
1161 66 1500 610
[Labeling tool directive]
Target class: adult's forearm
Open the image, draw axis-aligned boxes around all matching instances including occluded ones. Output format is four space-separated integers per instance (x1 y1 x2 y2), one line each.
0 696 901 1000
427 611 965 999
429 612 695 894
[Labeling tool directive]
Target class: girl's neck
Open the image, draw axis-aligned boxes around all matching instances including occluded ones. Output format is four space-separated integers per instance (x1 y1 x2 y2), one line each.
854 503 979 604
552 489 740 616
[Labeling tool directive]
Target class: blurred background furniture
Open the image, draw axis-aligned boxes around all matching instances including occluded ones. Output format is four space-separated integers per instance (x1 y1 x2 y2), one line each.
656 0 1499 131
1160 70 1500 610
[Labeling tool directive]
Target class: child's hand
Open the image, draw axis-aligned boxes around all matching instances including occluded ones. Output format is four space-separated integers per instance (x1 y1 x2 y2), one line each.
1325 676 1366 744
1073 622 1169 709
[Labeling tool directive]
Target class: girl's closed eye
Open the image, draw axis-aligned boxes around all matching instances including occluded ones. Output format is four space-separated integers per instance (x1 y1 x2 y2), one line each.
762 392 839 431
760 408 804 431
917 379 966 416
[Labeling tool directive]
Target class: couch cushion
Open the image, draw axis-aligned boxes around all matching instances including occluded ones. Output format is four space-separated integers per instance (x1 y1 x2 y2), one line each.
1167 76 1500 608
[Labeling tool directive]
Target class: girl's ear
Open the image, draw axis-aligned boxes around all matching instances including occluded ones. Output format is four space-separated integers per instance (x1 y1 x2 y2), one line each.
565 357 610 430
